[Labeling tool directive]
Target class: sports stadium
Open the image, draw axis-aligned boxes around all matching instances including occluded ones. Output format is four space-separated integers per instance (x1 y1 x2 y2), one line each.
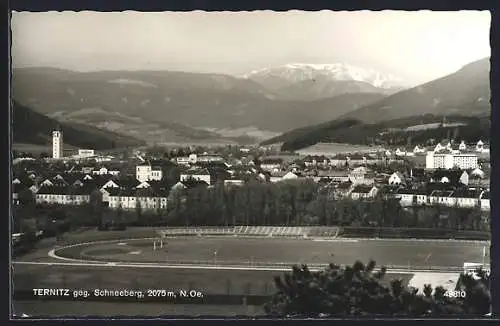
12 226 490 317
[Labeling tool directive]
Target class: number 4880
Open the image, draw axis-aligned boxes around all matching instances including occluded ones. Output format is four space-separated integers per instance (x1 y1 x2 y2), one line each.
444 290 466 298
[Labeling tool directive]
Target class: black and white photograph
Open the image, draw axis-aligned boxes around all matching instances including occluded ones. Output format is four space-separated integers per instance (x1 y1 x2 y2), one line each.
10 10 492 318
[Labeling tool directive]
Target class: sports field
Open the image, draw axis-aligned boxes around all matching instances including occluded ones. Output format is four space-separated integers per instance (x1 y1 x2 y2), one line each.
50 236 486 268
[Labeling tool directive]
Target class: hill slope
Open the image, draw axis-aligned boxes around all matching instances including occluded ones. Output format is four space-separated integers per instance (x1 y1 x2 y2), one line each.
265 114 490 152
336 58 490 123
12 68 386 139
12 101 145 150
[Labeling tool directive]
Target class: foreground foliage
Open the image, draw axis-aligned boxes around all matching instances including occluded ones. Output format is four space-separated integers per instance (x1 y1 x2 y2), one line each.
265 260 490 317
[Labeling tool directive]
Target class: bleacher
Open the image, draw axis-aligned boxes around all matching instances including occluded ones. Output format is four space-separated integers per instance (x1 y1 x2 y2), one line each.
157 226 342 238
306 227 340 238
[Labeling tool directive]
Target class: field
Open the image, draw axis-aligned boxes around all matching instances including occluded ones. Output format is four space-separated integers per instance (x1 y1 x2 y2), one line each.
12 264 413 317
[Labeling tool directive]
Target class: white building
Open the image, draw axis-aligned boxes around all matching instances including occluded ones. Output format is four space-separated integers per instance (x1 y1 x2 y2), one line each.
459 141 467 151
52 130 63 159
197 154 224 163
476 140 484 152
413 146 425 154
107 189 168 211
78 149 95 158
136 165 163 182
425 151 478 170
92 167 120 176
480 191 490 211
282 171 299 181
388 172 404 185
395 148 406 157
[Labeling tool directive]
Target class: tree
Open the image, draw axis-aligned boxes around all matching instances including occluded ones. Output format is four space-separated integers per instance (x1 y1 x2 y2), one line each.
135 199 143 222
265 260 490 317
89 190 103 226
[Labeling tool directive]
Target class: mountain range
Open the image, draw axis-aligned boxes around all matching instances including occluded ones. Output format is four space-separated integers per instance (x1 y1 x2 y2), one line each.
262 58 490 148
12 64 395 144
243 63 407 100
12 58 489 148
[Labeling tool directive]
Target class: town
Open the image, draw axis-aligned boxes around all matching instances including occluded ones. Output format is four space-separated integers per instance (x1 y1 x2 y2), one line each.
12 129 490 237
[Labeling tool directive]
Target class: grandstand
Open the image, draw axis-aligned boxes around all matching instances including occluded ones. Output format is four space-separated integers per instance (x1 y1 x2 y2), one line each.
156 226 341 239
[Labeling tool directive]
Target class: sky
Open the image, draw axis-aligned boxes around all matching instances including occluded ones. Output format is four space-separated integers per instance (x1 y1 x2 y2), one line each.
11 10 491 85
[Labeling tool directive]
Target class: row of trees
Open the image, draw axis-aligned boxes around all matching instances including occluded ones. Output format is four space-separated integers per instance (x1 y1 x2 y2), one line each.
14 178 489 232
163 180 488 231
265 260 491 317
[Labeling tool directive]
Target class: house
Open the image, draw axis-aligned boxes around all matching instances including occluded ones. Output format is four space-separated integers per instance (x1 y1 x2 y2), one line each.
197 154 224 163
395 148 406 157
136 164 163 182
282 171 299 181
430 170 469 186
434 141 452 153
476 140 484 152
428 190 455 206
318 170 350 182
269 171 286 183
334 181 353 199
176 156 192 165
224 179 245 187
480 191 490 211
100 179 120 190
451 189 482 208
349 166 368 182
260 158 283 172
388 172 405 186
469 168 485 179
180 168 211 185
413 145 425 154
459 141 467 151
396 188 415 207
107 187 168 211
414 188 428 205
35 185 94 205
350 185 378 200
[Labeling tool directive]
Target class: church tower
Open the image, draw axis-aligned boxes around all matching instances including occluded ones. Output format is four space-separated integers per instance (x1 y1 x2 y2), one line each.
52 128 63 159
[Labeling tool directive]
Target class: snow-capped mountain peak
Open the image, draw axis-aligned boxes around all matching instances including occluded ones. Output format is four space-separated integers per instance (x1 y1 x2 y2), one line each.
242 63 407 90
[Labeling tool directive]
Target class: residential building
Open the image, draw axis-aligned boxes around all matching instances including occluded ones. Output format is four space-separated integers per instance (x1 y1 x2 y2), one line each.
197 154 224 163
426 151 478 170
78 149 95 158
317 170 350 182
269 171 286 183
451 189 483 208
413 146 426 154
480 191 490 211
333 181 353 199
107 188 168 211
224 179 245 187
35 185 93 205
282 171 299 181
430 170 469 186
428 190 455 206
180 169 211 185
350 185 378 200
459 141 467 151
470 168 485 179
476 140 484 152
136 165 163 182
260 158 283 172
388 172 405 185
